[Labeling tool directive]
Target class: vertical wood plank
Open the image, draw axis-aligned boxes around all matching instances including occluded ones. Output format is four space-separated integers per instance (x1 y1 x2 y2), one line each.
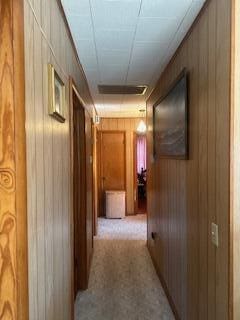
0 0 29 319
215 0 231 319
186 28 200 320
232 1 240 319
0 1 17 318
42 36 54 320
34 19 46 320
24 1 39 318
207 1 217 319
198 11 209 319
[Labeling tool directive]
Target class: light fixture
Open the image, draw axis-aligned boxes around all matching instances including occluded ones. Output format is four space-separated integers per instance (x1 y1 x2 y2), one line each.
94 114 100 124
137 120 146 134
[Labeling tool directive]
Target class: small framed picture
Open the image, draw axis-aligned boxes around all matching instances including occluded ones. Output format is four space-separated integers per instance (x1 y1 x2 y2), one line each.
48 64 66 123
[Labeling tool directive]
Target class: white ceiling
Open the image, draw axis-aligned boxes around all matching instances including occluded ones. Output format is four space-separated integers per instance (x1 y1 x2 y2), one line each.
62 0 206 118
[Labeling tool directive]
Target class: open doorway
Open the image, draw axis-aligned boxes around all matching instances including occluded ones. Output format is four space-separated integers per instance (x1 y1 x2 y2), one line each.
97 131 126 217
72 85 87 294
134 133 147 214
70 80 94 298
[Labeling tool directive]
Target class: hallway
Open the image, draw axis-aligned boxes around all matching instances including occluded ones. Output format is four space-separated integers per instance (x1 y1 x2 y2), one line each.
1 0 237 319
75 215 174 320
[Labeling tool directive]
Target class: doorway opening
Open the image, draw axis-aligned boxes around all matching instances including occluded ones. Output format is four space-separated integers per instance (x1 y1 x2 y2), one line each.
71 82 88 296
97 131 126 218
134 134 147 214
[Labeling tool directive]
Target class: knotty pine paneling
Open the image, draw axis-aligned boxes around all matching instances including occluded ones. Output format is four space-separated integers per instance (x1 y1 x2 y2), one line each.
0 0 28 319
24 0 95 319
97 118 142 215
147 0 231 319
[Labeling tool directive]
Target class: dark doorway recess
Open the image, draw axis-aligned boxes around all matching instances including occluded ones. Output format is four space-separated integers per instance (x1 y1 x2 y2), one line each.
134 133 147 214
71 81 89 297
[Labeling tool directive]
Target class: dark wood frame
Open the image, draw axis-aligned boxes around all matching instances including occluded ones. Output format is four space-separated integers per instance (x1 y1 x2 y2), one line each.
92 122 98 236
48 64 66 123
69 78 89 317
97 130 127 217
153 68 189 160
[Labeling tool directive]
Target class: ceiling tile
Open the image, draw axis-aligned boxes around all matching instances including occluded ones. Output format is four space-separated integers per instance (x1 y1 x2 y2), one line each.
84 68 100 82
61 0 91 16
135 18 180 43
95 28 135 51
76 40 98 68
127 70 154 85
103 95 123 104
140 0 192 19
127 57 161 84
131 41 168 62
98 49 131 66
67 15 94 40
99 64 128 84
91 0 141 30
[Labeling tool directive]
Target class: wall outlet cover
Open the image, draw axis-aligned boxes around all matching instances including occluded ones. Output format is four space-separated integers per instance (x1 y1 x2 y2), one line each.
211 223 219 247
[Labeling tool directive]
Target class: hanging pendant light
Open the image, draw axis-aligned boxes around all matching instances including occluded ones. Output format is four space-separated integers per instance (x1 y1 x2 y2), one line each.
137 120 146 133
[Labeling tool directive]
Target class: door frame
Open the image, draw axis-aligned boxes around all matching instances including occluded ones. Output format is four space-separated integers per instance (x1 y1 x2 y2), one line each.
69 78 88 314
97 130 127 217
92 123 98 235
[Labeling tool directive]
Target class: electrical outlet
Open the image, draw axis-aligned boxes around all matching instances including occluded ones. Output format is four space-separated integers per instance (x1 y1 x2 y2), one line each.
211 223 219 247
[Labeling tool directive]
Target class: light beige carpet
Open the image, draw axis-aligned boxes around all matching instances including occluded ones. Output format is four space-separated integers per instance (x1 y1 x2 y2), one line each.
75 215 174 320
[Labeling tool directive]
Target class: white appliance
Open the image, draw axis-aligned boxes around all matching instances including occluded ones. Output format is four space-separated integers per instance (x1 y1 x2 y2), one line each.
105 190 126 219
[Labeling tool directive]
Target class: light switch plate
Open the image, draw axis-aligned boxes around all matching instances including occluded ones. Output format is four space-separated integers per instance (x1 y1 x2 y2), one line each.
211 223 219 247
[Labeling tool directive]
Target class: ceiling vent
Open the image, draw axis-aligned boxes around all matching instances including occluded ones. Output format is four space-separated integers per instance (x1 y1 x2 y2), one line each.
98 85 148 95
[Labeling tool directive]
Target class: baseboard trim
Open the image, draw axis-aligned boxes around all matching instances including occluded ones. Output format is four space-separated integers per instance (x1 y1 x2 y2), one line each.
147 242 181 320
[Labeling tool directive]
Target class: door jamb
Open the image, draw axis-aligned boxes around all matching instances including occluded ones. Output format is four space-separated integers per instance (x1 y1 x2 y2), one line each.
69 78 88 317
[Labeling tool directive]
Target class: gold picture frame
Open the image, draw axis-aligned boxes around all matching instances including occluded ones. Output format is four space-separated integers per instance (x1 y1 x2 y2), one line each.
48 64 66 123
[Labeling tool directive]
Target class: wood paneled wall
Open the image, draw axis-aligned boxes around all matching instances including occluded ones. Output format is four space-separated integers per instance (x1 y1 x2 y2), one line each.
147 1 231 319
0 0 28 319
97 118 142 215
24 0 95 319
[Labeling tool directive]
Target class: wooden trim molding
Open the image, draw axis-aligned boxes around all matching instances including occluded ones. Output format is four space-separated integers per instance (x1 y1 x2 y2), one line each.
0 0 29 319
69 77 75 320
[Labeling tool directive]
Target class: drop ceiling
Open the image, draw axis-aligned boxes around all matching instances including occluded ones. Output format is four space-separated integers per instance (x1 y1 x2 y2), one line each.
62 0 206 118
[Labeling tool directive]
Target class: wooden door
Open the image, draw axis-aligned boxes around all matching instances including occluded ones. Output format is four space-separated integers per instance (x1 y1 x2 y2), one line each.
72 93 87 294
98 131 126 216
